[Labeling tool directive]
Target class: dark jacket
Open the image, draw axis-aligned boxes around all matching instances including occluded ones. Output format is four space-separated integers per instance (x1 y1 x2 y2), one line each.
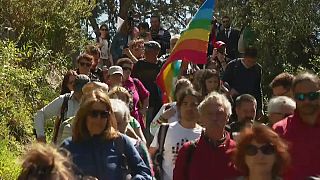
61 134 152 180
216 28 240 60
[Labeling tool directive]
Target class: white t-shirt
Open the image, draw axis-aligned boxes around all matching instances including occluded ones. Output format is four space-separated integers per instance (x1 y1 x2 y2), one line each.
150 121 202 180
99 38 110 60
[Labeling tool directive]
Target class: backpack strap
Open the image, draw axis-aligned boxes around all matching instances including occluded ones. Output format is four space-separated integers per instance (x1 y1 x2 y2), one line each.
114 135 131 179
155 124 169 168
158 124 170 156
186 139 199 164
52 93 71 144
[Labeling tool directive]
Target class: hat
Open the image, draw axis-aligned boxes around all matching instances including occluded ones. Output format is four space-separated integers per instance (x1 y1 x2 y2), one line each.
74 75 90 92
108 66 123 76
144 41 161 50
214 41 226 49
82 82 109 94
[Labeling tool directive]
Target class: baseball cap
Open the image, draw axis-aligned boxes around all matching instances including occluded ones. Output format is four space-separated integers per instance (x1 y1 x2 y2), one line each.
74 74 90 92
214 41 226 49
108 66 123 76
144 41 161 50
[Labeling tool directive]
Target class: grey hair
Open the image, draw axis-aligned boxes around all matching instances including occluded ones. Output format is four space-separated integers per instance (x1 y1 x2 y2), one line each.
198 91 232 116
267 96 296 114
110 98 130 123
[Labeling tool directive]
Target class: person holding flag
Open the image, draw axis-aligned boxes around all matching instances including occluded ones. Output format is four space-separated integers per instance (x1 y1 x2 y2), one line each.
156 0 216 104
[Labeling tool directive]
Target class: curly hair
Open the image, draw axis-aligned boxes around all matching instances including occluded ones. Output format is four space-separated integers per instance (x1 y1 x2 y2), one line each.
18 143 75 180
233 124 290 177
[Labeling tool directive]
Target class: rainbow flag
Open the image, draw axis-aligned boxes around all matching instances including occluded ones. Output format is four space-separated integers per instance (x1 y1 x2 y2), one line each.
156 0 215 103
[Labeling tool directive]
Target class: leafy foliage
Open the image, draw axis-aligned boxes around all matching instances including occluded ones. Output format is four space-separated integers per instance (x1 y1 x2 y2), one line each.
0 0 94 179
215 0 320 96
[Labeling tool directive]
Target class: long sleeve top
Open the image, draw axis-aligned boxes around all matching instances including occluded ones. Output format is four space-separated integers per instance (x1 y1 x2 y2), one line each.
173 133 240 180
61 134 152 180
34 92 79 137
222 58 263 110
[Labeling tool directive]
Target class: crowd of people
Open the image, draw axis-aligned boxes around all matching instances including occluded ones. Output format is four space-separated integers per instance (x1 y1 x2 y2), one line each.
17 14 320 180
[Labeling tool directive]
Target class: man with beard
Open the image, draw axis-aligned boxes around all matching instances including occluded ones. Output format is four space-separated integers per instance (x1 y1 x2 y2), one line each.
273 72 320 180
229 94 256 139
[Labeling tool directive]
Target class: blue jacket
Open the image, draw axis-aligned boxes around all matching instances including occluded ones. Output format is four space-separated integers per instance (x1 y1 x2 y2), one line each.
61 134 152 180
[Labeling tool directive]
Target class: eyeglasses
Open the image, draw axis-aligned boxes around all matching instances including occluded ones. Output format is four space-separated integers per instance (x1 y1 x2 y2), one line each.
89 110 110 119
245 144 275 156
79 62 92 67
100 28 108 31
122 67 132 71
294 91 320 101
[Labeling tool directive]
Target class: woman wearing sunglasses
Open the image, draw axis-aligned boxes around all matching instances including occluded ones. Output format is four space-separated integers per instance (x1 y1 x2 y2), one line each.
117 58 150 131
61 90 152 180
233 124 290 180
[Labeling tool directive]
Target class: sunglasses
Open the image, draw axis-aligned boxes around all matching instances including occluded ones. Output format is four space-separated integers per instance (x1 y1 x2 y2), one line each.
294 91 320 101
89 110 110 119
79 62 92 67
245 144 275 156
122 67 132 71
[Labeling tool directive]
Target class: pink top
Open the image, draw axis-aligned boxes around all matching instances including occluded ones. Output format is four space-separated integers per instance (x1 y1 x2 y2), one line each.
123 77 150 129
273 110 320 180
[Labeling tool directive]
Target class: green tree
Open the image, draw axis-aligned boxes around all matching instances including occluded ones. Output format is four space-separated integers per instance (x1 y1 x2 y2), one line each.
215 0 320 96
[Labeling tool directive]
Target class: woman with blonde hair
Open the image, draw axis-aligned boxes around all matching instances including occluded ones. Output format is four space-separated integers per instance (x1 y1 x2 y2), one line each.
61 90 152 180
108 86 147 143
18 143 75 180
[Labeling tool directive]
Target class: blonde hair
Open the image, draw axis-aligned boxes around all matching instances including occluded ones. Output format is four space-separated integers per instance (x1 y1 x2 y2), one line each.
82 82 109 95
73 90 119 142
198 91 232 116
18 143 74 180
110 98 131 124
108 86 133 105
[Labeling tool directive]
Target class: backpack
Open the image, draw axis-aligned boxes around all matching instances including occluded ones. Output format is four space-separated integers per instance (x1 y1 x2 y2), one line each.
153 124 170 180
52 93 72 144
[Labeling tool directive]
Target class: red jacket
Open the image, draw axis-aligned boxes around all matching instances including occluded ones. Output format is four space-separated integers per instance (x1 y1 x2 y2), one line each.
273 110 320 180
173 132 240 180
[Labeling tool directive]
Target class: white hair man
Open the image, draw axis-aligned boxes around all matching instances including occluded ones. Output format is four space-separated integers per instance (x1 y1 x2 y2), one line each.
174 91 239 180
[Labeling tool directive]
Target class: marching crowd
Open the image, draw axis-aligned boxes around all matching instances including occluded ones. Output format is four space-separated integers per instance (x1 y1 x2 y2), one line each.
17 14 320 180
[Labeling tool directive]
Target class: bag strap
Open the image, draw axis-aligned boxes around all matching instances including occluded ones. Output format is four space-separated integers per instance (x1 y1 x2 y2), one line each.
114 135 130 179
52 93 71 143
186 139 199 164
158 124 170 159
